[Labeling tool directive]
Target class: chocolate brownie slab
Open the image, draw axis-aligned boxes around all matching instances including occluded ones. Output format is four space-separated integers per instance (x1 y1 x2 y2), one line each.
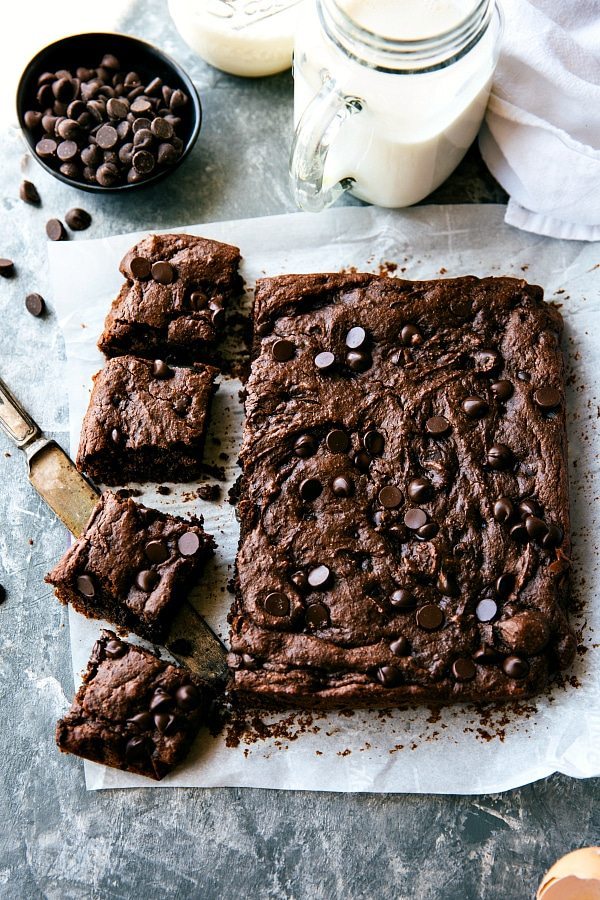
56 631 212 780
76 355 218 484
46 492 215 642
228 273 575 708
98 233 242 362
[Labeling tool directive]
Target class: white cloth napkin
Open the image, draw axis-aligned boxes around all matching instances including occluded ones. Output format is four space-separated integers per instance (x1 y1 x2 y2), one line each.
479 0 600 241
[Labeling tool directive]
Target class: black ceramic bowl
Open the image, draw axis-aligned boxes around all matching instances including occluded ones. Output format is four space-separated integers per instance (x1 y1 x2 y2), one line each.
16 32 202 193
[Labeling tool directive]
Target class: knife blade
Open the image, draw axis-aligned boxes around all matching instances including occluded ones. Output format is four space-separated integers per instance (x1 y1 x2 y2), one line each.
0 373 228 688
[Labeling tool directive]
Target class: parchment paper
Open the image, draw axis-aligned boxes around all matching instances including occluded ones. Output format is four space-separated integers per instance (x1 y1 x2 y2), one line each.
48 204 600 793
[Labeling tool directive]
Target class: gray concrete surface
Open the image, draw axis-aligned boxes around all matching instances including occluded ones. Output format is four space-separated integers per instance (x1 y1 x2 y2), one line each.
0 3 598 899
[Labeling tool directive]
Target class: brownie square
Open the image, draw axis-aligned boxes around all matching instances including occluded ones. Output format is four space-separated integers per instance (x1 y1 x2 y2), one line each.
46 492 215 641
56 631 212 780
76 355 218 484
228 273 575 708
98 233 242 362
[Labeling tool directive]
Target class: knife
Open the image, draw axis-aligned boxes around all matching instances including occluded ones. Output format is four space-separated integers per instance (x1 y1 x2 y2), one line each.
0 374 229 688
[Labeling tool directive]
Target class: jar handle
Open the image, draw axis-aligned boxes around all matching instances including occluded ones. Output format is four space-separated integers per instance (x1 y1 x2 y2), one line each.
290 77 363 212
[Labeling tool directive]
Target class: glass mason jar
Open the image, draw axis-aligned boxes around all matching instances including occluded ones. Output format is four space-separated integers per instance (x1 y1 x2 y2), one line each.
290 0 503 211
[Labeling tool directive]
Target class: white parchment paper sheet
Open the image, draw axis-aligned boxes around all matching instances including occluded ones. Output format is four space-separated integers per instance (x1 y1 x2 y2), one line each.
48 204 600 793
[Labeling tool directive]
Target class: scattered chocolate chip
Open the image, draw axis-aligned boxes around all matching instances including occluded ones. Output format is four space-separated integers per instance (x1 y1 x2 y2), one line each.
377 665 401 686
452 658 476 681
472 645 502 664
264 591 290 616
314 351 335 372
19 180 40 205
295 434 317 457
178 531 200 556
487 443 513 470
128 712 153 730
154 712 178 735
462 396 489 419
305 602 329 628
272 339 295 362
426 416 451 437
105 638 127 659
416 522 438 540
407 477 432 503
491 380 514 401
400 324 422 346
307 565 331 589
189 291 208 310
25 293 45 317
416 603 444 631
502 655 530 679
110 427 121 444
518 499 541 518
299 477 322 501
125 736 150 760
176 683 200 710
496 573 515 599
76 574 95 597
390 636 409 656
45 218 66 241
0 584 5 605
325 429 348 453
476 598 498 622
145 539 169 564
0 259 15 278
525 515 548 540
346 350 372 372
136 569 159 592
353 450 371 472
151 260 175 284
346 326 367 349
509 522 529 544
390 589 415 610
542 524 563 549
533 387 561 411
363 430 384 455
152 359 172 379
65 207 92 231
379 485 402 508
404 508 427 530
493 497 514 523
332 475 354 497
149 689 174 712
290 570 309 592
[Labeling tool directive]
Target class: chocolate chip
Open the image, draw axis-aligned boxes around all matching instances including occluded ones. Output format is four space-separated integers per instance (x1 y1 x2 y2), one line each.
353 450 371 472
379 485 402 508
136 569 159 592
152 359 172 379
462 396 489 419
390 636 409 656
542 525 563 549
307 565 331 589
133 127 154 150
211 304 225 328
491 380 514 401
0 259 14 278
404 508 427 530
390 589 415 610
263 591 290 616
131 96 152 114
346 350 372 372
189 291 208 310
96 163 120 187
36 138 57 158
407 477 432 503
363 430 384 455
426 416 451 437
176 683 200 710
151 260 175 284
416 603 444 631
452 658 476 681
525 515 548 540
24 110 43 129
25 293 45 317
154 712 178 735
476 598 498 622
346 326 367 349
151 117 174 140
473 645 502 664
487 443 513 470
110 427 121 444
0 584 5 605
45 218 66 241
106 96 130 119
128 712 153 730
105 638 127 659
132 149 155 175
518 499 541 518
19 180 40 205
173 395 191 415
493 497 514 523
502 655 530 679
178 531 200 556
125 736 150 761
145 539 169 564
56 140 78 162
305 602 329 628
325 429 348 453
290 570 309 592
533 387 561 411
314 351 335 372
96 123 118 149
400 324 422 346
272 339 295 362
332 475 354 497
509 522 529 544
149 689 174 712
496 573 515 598
65 208 91 231
295 434 317 457
76 574 95 597
416 522 438 540
377 665 401 686
299 478 322 501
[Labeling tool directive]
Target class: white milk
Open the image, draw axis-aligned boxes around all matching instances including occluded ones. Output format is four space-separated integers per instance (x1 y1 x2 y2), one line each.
292 0 502 208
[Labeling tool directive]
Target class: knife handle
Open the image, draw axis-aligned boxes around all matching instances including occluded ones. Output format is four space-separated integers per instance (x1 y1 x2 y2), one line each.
0 375 40 449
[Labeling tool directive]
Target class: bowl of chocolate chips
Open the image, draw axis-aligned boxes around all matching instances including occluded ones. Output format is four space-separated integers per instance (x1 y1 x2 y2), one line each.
16 32 201 192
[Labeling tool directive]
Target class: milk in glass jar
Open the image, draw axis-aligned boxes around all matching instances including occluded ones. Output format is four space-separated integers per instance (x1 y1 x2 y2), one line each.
290 0 503 210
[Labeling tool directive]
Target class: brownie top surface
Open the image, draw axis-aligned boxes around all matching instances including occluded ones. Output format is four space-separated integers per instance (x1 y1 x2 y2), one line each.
230 273 573 704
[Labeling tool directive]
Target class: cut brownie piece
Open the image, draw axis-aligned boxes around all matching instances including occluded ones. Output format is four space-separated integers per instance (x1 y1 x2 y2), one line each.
228 273 575 708
56 631 212 780
98 233 242 362
46 491 215 641
76 355 218 484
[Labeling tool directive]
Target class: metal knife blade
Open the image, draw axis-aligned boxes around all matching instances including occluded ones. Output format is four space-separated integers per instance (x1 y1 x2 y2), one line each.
0 373 228 687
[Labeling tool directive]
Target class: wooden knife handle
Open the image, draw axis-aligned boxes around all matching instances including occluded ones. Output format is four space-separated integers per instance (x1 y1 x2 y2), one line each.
0 375 39 448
